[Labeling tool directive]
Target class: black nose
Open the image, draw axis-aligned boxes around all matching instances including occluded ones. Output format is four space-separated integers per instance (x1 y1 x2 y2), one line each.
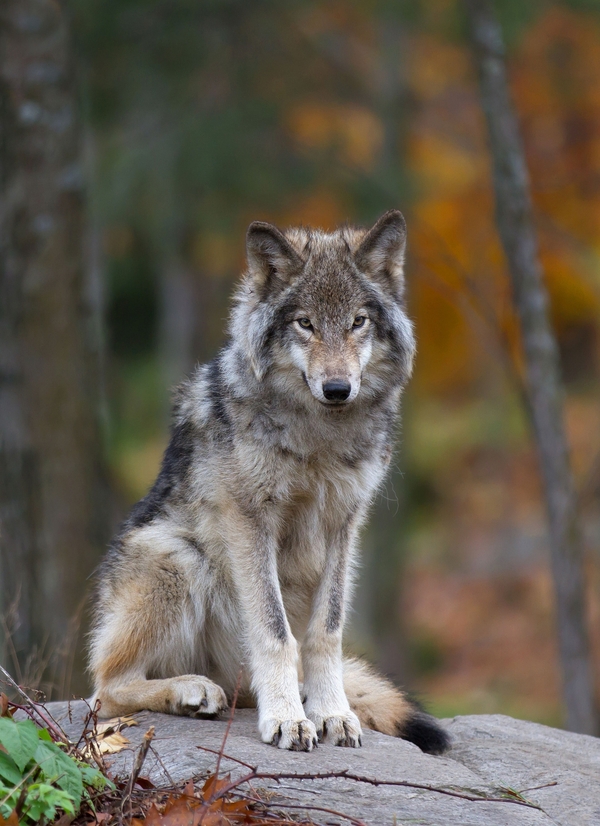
322 380 351 402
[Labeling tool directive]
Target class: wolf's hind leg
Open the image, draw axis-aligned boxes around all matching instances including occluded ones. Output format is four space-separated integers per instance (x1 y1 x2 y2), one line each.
90 531 228 719
343 657 450 754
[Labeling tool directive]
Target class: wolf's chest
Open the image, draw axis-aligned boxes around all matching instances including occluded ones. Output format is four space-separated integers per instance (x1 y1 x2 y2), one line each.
270 447 377 509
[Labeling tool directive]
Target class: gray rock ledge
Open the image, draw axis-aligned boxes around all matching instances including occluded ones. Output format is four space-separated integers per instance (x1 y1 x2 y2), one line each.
47 702 599 826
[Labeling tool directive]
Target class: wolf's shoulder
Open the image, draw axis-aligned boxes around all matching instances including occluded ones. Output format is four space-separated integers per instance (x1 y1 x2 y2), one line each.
173 351 239 435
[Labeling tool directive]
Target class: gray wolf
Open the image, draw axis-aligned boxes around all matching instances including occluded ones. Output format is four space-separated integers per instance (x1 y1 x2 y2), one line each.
89 210 450 754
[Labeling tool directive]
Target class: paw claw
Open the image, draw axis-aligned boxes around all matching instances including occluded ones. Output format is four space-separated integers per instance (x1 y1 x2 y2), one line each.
307 710 362 748
261 718 318 751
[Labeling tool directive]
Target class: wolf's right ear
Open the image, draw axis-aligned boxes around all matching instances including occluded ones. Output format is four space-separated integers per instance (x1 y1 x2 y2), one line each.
246 222 303 297
355 210 407 297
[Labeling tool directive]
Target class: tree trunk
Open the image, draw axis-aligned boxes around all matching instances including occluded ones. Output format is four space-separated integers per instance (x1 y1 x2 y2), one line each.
465 0 597 734
0 0 106 696
159 256 197 398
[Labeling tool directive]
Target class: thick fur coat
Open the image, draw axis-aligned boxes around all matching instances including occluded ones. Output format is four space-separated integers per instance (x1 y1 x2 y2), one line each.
89 210 449 754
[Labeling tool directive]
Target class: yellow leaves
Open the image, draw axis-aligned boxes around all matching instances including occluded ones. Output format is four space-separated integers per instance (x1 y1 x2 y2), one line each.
409 134 486 196
404 5 600 397
408 35 471 100
83 716 138 758
286 102 383 170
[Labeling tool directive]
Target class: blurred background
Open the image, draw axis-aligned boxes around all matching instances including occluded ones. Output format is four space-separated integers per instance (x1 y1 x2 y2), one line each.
1 0 599 729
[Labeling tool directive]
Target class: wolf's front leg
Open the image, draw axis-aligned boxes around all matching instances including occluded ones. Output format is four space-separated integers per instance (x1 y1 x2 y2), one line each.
301 514 362 747
224 509 318 751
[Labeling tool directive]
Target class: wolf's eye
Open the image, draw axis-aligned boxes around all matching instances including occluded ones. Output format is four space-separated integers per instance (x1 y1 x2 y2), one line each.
353 315 367 328
296 317 313 331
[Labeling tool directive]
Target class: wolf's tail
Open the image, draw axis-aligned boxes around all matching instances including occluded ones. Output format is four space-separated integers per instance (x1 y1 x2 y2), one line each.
343 657 450 754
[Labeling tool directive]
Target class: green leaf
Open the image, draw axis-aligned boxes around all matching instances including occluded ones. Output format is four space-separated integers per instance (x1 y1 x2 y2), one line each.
0 796 18 821
0 718 39 772
80 762 112 791
0 750 22 787
34 742 83 806
36 728 53 742
24 782 76 822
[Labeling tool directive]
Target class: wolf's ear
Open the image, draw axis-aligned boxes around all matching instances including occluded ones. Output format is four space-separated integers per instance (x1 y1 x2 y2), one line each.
246 221 303 297
355 210 407 296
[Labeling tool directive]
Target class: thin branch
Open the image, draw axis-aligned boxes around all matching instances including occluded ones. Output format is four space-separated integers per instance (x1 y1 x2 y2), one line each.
240 791 368 826
213 668 242 782
125 726 155 800
211 767 542 811
0 665 70 745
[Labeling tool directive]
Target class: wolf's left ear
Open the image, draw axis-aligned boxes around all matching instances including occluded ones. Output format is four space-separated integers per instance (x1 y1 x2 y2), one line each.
355 210 407 297
246 221 303 297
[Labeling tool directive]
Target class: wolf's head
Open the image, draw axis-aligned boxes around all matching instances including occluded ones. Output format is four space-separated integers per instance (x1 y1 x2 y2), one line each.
230 210 416 410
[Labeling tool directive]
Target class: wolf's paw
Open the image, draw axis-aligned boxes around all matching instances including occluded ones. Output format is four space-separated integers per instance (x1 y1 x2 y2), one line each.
260 717 318 751
307 709 362 747
169 675 228 717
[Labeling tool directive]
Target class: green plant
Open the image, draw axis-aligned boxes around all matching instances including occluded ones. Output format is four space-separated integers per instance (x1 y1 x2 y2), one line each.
0 715 112 824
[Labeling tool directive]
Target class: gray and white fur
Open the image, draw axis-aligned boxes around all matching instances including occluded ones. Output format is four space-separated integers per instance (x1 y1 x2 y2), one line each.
89 210 450 754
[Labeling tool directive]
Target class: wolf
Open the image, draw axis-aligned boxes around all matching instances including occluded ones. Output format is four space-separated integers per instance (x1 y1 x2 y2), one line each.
89 210 449 754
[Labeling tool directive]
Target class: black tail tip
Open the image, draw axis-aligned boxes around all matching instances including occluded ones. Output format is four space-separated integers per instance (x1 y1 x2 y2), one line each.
399 711 451 755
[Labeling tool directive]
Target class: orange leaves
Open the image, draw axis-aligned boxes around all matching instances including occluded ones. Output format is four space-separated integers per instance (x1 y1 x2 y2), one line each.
404 5 600 397
130 775 258 826
286 102 383 171
0 695 11 719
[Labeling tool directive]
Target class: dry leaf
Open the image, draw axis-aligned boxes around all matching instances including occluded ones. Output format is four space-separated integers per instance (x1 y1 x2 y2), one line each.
0 694 10 718
94 731 131 754
83 715 138 757
134 775 155 790
94 716 138 737
201 773 231 799
0 811 18 826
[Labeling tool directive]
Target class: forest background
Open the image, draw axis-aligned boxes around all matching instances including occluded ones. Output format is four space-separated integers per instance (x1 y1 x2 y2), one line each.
1 0 600 733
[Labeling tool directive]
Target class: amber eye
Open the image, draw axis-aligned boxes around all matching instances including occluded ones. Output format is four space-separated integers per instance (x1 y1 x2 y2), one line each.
297 317 313 330
353 315 367 328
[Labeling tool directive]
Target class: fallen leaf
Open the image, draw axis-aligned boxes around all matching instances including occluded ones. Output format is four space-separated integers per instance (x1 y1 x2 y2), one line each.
96 731 131 754
82 715 139 758
95 716 138 737
135 775 155 790
201 773 232 800
0 811 18 826
0 695 10 718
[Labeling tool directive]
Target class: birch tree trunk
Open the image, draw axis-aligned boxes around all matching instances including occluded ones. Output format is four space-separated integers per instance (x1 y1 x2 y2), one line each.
465 0 597 734
0 0 106 696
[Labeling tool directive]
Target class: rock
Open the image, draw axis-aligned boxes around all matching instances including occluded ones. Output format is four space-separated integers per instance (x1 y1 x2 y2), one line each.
47 702 599 825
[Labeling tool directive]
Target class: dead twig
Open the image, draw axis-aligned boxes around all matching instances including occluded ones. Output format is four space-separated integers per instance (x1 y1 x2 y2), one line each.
122 726 155 818
212 668 242 784
210 768 543 811
0 665 71 746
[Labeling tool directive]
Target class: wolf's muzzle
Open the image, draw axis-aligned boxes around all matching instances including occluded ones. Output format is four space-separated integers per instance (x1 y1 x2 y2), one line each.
322 380 352 402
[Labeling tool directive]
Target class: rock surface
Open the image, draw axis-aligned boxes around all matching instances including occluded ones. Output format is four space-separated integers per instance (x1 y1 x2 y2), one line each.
48 702 599 825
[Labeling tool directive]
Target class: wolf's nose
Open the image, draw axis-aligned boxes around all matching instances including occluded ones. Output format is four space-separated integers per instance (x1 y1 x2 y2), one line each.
323 380 351 401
